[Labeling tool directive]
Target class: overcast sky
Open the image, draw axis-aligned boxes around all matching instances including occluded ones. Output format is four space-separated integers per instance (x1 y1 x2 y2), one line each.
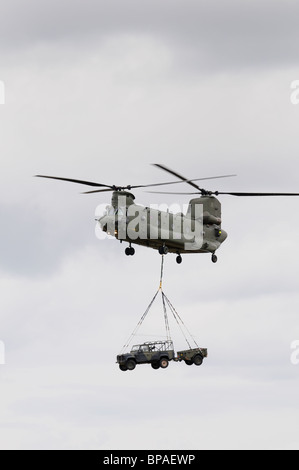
1 0 299 450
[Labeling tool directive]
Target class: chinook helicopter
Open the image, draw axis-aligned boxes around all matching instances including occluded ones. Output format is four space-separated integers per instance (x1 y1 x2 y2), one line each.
36 164 299 264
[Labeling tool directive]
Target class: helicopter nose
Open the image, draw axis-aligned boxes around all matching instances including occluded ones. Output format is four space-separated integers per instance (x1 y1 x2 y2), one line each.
219 229 228 242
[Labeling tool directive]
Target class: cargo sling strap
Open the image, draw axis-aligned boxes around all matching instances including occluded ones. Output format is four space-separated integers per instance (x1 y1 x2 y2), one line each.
120 256 199 354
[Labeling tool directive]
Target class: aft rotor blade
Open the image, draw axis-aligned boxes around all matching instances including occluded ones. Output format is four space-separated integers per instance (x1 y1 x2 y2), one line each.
152 163 205 192
135 173 236 190
147 190 299 197
146 191 200 195
216 191 299 197
35 175 113 188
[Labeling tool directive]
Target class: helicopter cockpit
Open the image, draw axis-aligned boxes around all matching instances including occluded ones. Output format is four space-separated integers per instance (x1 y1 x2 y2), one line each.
104 205 126 217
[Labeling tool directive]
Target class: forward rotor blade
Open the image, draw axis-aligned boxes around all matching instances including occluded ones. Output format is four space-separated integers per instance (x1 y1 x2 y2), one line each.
82 188 116 194
35 171 237 194
35 175 113 188
81 175 237 193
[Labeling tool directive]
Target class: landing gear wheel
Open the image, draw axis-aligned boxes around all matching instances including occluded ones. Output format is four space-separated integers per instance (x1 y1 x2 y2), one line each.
159 245 169 255
125 246 135 256
160 358 169 369
211 253 218 263
176 255 182 264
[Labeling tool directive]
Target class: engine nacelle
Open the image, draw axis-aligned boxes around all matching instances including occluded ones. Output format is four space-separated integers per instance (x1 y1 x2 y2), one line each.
203 211 222 225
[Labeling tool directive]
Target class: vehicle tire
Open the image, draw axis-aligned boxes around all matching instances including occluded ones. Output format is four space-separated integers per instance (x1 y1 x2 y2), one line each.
126 359 136 370
125 247 131 256
129 247 135 256
193 355 203 366
211 253 218 263
185 360 193 366
119 364 127 371
160 357 169 369
151 362 160 370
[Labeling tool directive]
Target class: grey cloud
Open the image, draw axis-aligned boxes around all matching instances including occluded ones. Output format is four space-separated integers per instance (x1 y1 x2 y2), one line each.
1 0 299 71
1 0 299 451
0 201 94 277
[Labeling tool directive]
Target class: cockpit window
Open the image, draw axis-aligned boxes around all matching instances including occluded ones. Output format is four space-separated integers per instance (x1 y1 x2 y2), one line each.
106 206 115 216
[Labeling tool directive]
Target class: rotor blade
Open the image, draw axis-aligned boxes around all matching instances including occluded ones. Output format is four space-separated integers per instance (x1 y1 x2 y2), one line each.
216 191 299 197
81 176 238 193
82 188 116 194
152 164 204 192
35 175 113 188
189 174 237 182
147 190 299 197
131 173 236 190
146 191 200 195
35 172 237 193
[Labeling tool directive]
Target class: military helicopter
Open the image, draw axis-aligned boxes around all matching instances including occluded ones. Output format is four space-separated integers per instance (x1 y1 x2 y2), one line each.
36 164 299 264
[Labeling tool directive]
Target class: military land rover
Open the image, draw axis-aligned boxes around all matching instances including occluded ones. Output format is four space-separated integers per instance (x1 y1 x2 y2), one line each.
117 340 175 371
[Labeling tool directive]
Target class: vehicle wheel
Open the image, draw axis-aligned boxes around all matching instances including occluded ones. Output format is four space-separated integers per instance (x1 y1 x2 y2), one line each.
160 357 169 369
211 253 218 263
151 362 160 370
193 355 203 366
119 364 127 371
129 247 135 256
126 359 136 370
185 360 193 366
176 255 182 264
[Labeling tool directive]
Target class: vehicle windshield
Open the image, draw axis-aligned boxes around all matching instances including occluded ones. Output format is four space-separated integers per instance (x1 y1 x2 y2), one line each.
130 342 173 353
131 344 150 353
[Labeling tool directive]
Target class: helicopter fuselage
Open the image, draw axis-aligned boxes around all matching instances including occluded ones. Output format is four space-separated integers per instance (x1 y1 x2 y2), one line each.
36 164 299 264
97 191 227 262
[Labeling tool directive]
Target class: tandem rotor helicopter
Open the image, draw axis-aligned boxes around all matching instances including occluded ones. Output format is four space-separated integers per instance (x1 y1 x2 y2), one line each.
36 164 299 264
